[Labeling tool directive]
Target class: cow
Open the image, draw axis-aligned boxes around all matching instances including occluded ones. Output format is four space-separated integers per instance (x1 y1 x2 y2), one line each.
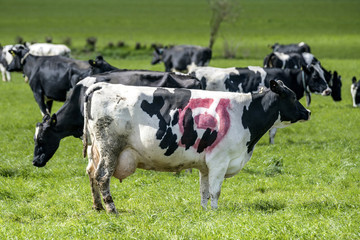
0 43 71 82
151 45 212 72
32 71 202 167
351 76 360 107
189 66 330 144
82 80 310 213
263 52 342 102
270 42 311 53
6 46 108 116
26 43 71 57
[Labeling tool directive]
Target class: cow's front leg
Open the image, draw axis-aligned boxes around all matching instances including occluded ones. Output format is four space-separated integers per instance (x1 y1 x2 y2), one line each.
305 92 311 107
95 155 118 214
269 128 277 144
199 170 210 209
32 90 49 116
45 98 53 114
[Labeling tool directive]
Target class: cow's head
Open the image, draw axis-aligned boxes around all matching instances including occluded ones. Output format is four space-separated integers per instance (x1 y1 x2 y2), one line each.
270 80 310 128
151 47 164 65
6 46 29 71
89 55 117 75
303 65 331 96
33 114 60 167
351 76 360 107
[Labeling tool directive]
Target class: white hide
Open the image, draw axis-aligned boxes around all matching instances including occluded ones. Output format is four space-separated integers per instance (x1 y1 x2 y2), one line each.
28 43 71 57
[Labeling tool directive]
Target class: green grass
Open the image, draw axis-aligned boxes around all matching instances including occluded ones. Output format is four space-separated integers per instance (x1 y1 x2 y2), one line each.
1 0 360 239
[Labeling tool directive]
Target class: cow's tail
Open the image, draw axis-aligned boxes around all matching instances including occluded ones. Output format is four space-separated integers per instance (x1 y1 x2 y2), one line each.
82 84 103 158
263 52 276 68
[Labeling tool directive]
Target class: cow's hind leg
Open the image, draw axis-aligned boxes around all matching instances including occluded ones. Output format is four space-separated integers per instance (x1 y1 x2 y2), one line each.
95 150 118 214
207 162 227 209
199 170 210 209
86 145 104 211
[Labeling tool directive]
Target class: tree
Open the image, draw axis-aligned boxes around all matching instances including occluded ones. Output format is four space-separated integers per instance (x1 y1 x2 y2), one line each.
208 0 240 50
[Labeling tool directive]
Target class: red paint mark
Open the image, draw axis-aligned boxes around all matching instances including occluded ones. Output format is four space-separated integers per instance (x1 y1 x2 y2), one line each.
178 98 231 152
194 113 217 129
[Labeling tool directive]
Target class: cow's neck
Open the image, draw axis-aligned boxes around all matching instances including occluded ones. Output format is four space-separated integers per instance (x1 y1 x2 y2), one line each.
53 87 84 139
22 55 37 80
241 90 280 153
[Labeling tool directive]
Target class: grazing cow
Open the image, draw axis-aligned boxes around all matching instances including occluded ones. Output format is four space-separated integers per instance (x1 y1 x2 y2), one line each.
270 42 311 53
82 80 310 213
32 71 202 167
151 45 212 72
351 76 360 107
263 52 342 101
6 46 107 116
190 66 330 144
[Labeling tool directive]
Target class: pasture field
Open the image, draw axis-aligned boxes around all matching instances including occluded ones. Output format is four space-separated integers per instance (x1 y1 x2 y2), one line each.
1 0 360 239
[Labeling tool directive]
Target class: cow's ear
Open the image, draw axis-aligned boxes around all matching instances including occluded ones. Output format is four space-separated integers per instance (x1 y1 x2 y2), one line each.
88 59 96 66
154 47 161 55
352 76 357 84
9 50 16 57
270 80 284 95
50 114 57 126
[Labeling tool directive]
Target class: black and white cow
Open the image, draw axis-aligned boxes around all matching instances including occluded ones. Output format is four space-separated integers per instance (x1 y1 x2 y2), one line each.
7 46 107 115
270 42 311 53
151 45 212 72
351 76 360 107
190 66 330 144
1 43 71 82
82 80 310 213
32 71 202 167
263 52 342 101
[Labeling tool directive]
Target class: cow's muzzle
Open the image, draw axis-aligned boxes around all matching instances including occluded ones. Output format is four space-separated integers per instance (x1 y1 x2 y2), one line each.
322 88 332 96
33 154 47 167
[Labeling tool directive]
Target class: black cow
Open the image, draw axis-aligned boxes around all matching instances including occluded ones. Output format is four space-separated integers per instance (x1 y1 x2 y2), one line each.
263 52 342 101
151 45 212 72
32 70 202 167
7 47 110 115
190 66 331 144
270 42 311 53
351 76 360 107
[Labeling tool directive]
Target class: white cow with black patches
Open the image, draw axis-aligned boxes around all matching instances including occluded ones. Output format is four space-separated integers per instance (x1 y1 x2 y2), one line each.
83 81 310 213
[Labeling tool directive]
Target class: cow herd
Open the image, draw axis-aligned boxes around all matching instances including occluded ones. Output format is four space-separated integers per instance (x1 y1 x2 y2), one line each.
0 41 355 213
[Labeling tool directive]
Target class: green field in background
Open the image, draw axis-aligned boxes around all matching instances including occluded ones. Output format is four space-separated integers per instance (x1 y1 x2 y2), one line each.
0 0 359 239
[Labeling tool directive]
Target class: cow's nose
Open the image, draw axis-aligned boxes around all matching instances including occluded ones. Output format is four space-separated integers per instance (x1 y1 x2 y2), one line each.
322 88 332 96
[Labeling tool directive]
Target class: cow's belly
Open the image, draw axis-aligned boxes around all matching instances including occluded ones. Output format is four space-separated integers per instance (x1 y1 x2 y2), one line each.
129 126 206 171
